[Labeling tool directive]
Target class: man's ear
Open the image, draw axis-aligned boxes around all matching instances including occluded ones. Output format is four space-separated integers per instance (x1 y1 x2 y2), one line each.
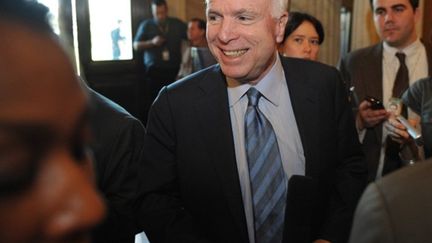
276 12 288 44
413 7 421 25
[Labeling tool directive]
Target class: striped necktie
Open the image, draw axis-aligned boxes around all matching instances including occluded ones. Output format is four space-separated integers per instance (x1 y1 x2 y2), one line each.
245 87 287 243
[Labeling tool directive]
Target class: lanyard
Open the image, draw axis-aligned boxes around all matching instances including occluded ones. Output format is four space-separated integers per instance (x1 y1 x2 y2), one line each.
157 21 169 35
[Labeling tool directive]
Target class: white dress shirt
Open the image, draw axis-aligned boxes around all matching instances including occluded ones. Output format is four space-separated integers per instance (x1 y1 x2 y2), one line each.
227 54 305 243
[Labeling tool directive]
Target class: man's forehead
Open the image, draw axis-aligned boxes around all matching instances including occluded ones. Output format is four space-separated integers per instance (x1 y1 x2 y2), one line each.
373 0 410 8
0 21 87 128
206 0 264 12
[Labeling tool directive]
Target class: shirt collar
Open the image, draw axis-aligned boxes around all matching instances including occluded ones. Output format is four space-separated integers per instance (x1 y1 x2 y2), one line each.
228 54 285 107
383 38 422 59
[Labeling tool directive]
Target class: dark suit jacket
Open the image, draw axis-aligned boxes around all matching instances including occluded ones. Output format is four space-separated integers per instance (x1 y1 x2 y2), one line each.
339 41 432 181
88 89 146 243
349 159 432 243
139 57 366 243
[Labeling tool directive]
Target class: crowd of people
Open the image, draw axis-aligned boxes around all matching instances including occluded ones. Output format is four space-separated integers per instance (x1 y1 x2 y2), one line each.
1 0 431 243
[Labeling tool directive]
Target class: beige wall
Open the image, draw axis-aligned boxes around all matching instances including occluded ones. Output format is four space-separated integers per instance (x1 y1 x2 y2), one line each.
168 0 205 21
167 0 187 21
185 0 206 21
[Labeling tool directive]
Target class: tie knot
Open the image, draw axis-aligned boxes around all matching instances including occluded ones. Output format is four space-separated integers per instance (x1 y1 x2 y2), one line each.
396 52 406 63
246 88 262 107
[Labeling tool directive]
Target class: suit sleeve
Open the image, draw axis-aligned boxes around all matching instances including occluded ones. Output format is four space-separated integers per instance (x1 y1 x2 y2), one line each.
338 55 353 98
402 78 425 114
134 21 148 42
137 87 211 243
92 116 146 242
320 69 367 243
348 183 395 243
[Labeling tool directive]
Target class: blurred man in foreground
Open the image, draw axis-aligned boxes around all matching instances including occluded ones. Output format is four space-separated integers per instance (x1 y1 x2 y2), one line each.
0 1 105 242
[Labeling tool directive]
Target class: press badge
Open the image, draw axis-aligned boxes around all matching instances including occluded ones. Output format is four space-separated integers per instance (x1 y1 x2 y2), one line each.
162 48 170 61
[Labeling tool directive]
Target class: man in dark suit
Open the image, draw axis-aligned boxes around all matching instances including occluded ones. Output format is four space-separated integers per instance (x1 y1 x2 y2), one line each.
138 0 366 242
349 158 432 243
339 0 432 182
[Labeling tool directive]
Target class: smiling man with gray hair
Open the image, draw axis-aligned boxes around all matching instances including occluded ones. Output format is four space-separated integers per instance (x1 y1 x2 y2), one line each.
137 0 366 242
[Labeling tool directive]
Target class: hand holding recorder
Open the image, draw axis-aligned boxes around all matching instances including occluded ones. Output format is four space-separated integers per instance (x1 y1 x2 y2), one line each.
385 114 423 146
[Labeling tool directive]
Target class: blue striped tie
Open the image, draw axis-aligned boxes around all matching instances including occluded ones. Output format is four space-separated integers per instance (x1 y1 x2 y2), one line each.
245 88 287 243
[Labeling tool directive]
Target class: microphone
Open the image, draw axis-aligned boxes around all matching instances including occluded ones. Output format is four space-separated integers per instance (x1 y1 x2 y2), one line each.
396 115 424 146
283 175 315 243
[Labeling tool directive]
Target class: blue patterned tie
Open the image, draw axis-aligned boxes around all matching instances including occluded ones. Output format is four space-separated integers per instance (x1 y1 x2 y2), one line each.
245 88 287 243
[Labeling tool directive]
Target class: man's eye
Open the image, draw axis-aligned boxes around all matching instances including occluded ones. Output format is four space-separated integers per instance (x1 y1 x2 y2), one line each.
375 9 386 16
207 14 220 23
236 15 255 24
394 7 405 13
0 148 39 198
238 16 250 21
0 124 53 198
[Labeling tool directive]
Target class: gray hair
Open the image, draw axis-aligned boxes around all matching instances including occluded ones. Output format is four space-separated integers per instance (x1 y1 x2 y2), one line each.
205 0 289 18
272 0 289 18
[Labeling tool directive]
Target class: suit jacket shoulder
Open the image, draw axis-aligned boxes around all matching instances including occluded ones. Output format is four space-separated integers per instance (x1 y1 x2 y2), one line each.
88 89 145 242
340 43 382 78
402 76 432 114
423 40 432 74
349 160 432 243
343 43 382 66
339 43 383 100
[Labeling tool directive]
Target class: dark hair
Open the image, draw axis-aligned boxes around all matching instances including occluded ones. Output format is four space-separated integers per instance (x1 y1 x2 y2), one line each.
190 18 206 31
283 12 324 45
369 0 419 10
152 0 167 7
0 0 52 33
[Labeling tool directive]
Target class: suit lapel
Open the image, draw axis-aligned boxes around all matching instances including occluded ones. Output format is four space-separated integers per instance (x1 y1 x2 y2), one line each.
366 44 384 142
193 66 249 242
366 44 384 101
281 58 320 177
424 40 432 75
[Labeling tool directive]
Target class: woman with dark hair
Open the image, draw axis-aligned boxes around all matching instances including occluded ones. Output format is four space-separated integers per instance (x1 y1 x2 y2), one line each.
278 11 324 61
